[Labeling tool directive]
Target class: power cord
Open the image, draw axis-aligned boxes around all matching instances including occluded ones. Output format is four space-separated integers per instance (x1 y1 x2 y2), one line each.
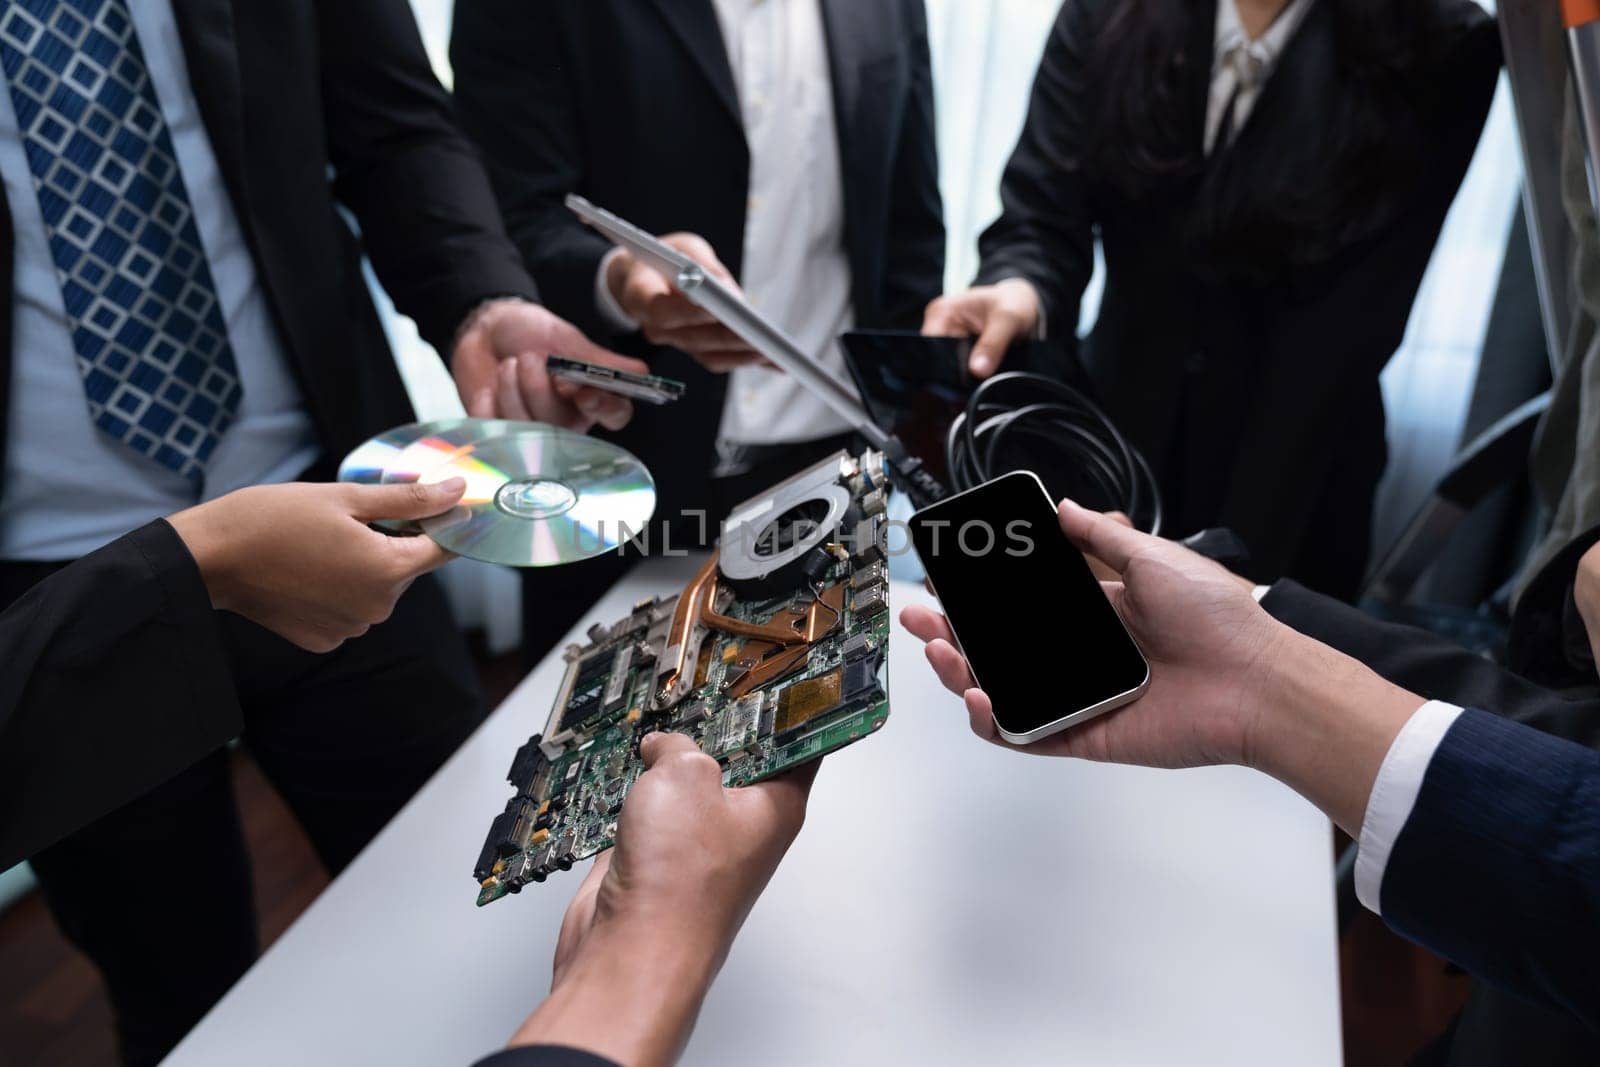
945 371 1163 535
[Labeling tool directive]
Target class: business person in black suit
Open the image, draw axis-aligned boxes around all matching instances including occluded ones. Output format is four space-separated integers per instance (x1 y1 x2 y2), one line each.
903 504 1600 1034
451 0 945 658
924 0 1501 600
0 2 641 1062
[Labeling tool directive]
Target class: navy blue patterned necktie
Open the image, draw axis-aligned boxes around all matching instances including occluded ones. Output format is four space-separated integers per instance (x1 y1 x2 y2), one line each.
0 0 242 485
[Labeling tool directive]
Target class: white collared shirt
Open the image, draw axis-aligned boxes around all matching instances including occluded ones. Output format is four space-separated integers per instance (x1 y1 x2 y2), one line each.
0 1 319 560
595 0 856 445
1205 0 1316 154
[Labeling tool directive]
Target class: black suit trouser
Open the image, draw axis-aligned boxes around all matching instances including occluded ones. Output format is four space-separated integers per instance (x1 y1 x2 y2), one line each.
0 565 483 1067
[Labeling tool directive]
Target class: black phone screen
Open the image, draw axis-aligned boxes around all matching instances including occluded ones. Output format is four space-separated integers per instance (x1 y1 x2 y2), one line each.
908 471 1149 738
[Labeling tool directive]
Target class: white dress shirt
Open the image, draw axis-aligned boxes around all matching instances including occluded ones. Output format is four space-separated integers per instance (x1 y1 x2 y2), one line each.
1205 0 1315 154
0 1 319 561
595 0 856 445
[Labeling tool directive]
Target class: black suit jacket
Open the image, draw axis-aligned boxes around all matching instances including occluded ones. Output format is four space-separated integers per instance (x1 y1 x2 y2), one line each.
976 0 1500 598
451 0 945 528
0 521 239 869
0 0 538 509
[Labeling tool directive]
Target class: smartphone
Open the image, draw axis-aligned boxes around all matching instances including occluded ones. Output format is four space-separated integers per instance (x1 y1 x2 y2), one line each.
908 470 1150 744
546 355 686 405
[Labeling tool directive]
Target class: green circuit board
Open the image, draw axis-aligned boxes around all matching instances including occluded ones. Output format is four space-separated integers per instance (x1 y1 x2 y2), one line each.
474 451 892 905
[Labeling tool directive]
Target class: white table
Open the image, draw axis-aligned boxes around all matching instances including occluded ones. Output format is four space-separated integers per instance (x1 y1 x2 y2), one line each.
166 557 1343 1066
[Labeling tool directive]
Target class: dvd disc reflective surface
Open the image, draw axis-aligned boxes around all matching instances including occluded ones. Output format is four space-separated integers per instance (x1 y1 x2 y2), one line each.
379 419 528 486
337 419 476 485
419 429 655 567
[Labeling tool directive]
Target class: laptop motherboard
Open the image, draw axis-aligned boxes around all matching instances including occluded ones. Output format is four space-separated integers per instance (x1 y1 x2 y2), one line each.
473 450 892 905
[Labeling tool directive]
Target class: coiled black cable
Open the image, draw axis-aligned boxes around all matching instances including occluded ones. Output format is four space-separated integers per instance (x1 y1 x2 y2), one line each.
945 371 1163 535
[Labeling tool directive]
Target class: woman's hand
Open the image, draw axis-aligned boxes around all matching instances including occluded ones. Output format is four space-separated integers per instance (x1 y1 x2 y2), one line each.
167 479 467 653
921 279 1042 378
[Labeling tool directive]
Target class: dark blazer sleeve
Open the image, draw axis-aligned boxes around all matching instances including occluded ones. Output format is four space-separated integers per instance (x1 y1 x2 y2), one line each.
316 0 539 355
451 3 620 343
472 1045 619 1067
0 521 240 870
1380 707 1600 1028
876 0 945 330
1261 580 1600 749
971 0 1097 336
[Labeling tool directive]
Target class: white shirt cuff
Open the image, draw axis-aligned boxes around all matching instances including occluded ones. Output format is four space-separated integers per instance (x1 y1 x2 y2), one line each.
1251 584 1271 602
1354 700 1465 915
594 247 638 333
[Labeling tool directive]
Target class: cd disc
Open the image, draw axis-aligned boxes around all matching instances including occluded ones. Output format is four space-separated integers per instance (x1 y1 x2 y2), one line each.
418 429 655 567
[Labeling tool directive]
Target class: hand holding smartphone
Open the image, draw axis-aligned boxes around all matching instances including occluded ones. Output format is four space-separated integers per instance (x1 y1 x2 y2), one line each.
908 471 1149 744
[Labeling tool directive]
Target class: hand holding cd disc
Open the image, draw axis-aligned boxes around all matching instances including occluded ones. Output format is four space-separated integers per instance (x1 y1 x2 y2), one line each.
336 418 492 534
337 419 656 567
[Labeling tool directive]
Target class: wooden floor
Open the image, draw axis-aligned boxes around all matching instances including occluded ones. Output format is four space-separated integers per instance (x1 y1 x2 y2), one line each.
0 650 1467 1066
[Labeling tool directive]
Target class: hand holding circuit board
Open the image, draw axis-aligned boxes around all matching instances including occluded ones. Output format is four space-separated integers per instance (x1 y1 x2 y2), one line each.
474 450 892 903
508 730 816 1062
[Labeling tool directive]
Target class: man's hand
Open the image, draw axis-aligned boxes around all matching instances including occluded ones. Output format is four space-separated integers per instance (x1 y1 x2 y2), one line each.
605 233 763 372
901 499 1425 834
167 480 466 653
921 278 1042 379
452 298 649 431
1575 540 1600 670
508 732 816 1065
